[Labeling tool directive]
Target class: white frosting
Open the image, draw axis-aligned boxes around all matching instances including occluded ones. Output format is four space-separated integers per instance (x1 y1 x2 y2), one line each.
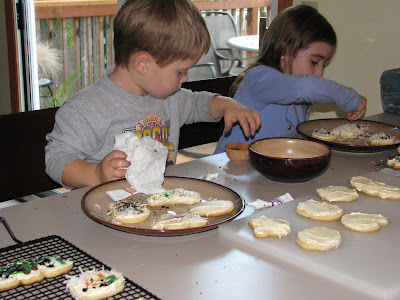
147 188 201 207
297 199 343 217
297 227 341 249
341 212 388 231
350 176 400 199
249 216 290 238
189 200 234 216
316 186 359 202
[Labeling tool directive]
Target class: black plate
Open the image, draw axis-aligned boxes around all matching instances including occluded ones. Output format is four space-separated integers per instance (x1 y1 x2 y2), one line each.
297 119 400 152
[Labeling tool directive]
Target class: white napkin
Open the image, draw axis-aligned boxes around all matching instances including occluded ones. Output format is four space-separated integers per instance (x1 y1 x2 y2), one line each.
247 193 294 209
114 132 168 194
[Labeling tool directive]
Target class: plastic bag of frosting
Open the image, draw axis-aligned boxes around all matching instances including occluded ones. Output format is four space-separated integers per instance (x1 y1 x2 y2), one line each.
114 132 168 194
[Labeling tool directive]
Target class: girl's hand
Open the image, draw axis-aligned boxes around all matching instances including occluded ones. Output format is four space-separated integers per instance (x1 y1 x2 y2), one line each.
347 95 367 121
96 150 131 184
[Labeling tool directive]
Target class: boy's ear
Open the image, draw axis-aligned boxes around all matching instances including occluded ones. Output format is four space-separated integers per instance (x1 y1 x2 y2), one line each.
130 51 152 74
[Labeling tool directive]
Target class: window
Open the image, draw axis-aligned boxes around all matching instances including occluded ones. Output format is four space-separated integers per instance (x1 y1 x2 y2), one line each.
4 0 287 113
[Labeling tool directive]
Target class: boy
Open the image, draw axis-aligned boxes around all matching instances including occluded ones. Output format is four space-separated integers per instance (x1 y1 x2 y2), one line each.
45 0 261 188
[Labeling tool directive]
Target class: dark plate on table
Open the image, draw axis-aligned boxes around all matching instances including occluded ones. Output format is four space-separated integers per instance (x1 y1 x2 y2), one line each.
82 176 245 237
297 118 400 153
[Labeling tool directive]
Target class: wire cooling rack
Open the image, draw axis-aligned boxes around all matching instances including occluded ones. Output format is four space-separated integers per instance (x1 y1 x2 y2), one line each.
0 235 161 300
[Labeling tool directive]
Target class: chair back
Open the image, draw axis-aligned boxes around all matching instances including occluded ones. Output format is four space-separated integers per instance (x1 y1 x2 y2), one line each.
188 47 217 81
202 11 244 76
0 108 61 202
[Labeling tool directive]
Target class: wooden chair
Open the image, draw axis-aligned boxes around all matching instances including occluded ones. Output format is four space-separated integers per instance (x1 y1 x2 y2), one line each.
0 76 236 202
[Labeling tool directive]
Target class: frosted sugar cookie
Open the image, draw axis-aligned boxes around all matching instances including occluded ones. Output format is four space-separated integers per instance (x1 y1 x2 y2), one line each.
108 200 150 224
248 215 290 238
296 199 343 221
386 156 400 170
368 132 397 146
189 200 234 217
296 227 341 251
152 213 208 230
341 212 388 232
316 186 359 202
66 268 125 300
311 128 337 142
350 176 400 200
147 188 201 207
331 123 368 140
0 259 44 291
36 255 74 278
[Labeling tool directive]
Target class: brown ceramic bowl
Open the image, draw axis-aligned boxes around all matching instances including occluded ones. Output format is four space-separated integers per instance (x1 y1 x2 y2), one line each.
225 142 250 162
249 138 331 183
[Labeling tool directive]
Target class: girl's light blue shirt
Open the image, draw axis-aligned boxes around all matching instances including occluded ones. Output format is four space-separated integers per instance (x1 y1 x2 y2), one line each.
214 65 361 154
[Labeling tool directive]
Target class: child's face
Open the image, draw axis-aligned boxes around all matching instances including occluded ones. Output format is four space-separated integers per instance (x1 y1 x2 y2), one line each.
144 55 202 99
283 41 334 77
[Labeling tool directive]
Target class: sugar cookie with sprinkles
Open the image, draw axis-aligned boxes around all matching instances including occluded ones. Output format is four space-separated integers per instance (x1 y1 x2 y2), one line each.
66 267 125 300
107 200 151 224
36 255 74 278
0 259 44 291
147 188 201 207
311 128 337 142
368 132 398 146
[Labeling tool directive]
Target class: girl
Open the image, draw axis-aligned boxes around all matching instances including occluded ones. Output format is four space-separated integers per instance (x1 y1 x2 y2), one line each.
214 5 367 154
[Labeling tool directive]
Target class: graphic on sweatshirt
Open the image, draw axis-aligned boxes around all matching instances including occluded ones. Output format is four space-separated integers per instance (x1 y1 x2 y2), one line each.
123 114 174 162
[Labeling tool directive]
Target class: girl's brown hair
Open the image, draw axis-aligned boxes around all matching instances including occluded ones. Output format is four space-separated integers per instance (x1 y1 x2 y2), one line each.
230 5 336 96
114 0 211 68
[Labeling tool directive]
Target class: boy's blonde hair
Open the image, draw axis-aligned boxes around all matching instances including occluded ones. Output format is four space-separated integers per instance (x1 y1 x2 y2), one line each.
114 0 211 68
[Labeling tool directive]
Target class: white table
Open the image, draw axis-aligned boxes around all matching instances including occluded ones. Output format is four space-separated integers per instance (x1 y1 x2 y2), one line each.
227 35 259 52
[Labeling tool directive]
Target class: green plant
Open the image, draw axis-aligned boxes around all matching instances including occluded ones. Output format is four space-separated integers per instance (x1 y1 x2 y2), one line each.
44 66 83 107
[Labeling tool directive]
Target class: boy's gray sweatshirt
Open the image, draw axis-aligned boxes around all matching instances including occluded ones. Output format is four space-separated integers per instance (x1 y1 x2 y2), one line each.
45 67 218 186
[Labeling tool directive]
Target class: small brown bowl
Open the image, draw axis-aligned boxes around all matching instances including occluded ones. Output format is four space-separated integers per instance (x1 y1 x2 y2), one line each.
249 138 331 183
225 142 250 162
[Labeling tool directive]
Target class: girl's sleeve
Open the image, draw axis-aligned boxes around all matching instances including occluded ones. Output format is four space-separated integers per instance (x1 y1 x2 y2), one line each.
240 68 361 113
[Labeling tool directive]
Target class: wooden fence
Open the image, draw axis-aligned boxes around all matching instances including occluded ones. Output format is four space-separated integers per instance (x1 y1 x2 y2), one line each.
34 0 271 106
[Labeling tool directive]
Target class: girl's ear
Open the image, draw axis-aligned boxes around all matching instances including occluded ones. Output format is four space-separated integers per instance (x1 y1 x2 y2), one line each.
280 54 289 73
130 51 152 74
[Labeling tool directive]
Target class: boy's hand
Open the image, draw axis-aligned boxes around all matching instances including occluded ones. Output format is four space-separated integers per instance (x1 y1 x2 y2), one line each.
96 150 131 184
211 96 262 137
347 95 367 121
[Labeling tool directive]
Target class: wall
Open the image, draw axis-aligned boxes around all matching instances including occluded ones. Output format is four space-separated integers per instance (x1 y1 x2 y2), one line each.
0 1 12 115
294 0 400 119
